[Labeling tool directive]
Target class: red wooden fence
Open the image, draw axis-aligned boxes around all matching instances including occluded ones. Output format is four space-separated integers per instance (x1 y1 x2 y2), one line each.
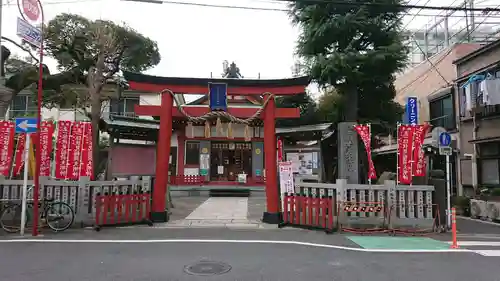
94 192 152 231
279 193 335 233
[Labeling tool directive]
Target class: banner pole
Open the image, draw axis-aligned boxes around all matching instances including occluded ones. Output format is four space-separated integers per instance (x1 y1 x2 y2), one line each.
396 123 400 186
368 123 372 186
410 124 414 187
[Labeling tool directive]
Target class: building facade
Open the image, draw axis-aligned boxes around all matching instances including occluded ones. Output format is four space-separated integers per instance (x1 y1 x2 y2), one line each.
454 39 500 195
375 43 481 195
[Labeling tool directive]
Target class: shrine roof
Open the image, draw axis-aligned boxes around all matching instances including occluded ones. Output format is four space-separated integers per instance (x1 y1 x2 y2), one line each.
276 123 333 135
101 115 161 141
276 123 335 141
123 71 311 88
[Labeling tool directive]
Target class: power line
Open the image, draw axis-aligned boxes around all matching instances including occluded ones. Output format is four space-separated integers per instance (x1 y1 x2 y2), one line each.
402 0 432 30
120 0 500 13
273 0 500 12
3 0 500 17
399 0 463 85
397 4 500 95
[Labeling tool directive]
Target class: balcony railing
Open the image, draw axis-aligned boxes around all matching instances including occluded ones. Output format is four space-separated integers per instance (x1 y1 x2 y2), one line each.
472 104 500 118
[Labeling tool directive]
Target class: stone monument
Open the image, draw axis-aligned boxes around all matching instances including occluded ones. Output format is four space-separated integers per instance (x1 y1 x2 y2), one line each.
337 122 359 183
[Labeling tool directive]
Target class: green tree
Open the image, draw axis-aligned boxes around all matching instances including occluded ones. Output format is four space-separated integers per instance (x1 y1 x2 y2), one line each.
0 40 85 118
276 93 320 127
290 0 407 126
42 13 161 172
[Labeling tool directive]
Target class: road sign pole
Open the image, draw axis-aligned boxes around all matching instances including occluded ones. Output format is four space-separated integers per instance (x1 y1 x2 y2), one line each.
446 154 452 229
20 134 30 236
32 0 44 237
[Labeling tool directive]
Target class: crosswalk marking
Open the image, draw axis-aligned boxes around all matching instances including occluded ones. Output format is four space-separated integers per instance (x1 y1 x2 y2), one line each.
475 250 500 257
447 241 500 246
444 239 500 257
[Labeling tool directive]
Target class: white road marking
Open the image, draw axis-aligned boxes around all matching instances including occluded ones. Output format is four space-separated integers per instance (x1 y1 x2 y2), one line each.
475 250 500 256
447 241 500 246
0 238 475 254
457 234 500 240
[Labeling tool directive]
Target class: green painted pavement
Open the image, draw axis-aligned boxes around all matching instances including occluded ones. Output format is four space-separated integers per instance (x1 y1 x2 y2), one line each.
347 236 450 250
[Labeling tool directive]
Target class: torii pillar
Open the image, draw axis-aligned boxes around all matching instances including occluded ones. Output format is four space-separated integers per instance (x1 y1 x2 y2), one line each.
152 93 173 222
262 96 280 224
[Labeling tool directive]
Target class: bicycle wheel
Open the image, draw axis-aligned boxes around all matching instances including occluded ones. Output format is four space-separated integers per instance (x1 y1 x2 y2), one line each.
45 202 74 232
0 204 29 233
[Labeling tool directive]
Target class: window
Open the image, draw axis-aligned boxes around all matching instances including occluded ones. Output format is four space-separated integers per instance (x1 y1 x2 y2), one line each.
110 97 140 117
185 141 200 165
479 142 500 185
429 94 455 130
9 95 36 118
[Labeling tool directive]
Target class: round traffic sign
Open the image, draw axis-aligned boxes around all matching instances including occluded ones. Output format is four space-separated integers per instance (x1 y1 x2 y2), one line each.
20 0 40 22
439 132 452 147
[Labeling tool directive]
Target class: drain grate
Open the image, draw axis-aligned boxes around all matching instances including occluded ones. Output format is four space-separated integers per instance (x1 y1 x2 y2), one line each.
184 261 232 276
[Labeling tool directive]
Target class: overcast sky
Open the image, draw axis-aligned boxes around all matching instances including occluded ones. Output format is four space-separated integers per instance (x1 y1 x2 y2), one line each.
1 0 498 99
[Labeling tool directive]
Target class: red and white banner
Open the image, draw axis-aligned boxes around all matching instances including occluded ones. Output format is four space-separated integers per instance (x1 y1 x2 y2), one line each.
13 134 26 177
412 124 430 177
397 125 415 185
0 121 15 176
39 121 55 177
67 122 85 180
353 124 377 180
79 122 94 180
277 137 283 162
54 121 73 179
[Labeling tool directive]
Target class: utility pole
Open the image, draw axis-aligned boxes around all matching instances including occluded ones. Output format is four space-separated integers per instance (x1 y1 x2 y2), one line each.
469 0 475 41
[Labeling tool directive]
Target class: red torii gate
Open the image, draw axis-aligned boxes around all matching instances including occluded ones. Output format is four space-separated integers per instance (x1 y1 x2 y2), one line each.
123 71 308 224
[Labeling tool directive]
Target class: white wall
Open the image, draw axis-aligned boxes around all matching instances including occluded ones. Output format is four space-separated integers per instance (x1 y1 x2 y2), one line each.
138 93 160 120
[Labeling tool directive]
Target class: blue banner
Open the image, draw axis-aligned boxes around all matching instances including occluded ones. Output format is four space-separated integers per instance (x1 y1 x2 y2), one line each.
209 83 228 111
406 96 418 125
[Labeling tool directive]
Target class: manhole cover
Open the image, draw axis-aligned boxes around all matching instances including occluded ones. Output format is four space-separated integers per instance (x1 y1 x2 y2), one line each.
184 261 232 276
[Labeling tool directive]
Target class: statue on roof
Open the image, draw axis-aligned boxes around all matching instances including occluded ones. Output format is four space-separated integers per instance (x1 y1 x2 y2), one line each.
222 60 243 79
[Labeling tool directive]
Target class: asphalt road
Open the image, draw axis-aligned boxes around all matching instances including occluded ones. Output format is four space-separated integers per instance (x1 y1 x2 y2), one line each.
1 239 498 281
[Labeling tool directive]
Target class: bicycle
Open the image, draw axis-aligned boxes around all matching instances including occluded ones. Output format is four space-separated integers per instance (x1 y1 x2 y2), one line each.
0 185 75 233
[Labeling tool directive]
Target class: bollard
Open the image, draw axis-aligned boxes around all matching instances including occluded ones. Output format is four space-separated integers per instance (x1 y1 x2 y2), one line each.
450 207 459 249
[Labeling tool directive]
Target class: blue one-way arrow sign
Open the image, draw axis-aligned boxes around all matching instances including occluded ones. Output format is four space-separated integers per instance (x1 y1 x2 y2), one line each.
15 117 38 134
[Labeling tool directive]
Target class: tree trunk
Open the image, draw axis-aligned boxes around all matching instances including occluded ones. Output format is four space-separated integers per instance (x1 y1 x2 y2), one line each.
90 91 101 178
343 84 358 122
0 86 15 119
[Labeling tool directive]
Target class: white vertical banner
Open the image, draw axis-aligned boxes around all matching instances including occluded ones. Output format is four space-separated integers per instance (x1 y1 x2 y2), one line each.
279 161 294 211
